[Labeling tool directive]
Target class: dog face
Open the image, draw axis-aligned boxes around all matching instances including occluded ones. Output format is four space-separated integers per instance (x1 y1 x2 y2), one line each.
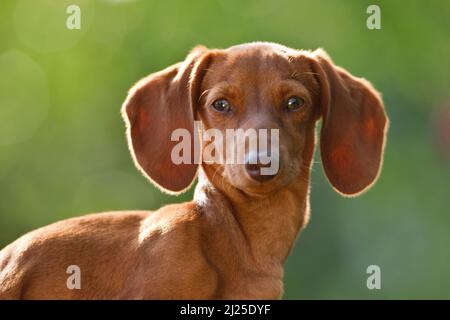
122 42 388 197
197 44 321 196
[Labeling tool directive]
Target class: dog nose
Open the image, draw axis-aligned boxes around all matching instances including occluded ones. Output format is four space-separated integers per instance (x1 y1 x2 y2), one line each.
245 154 278 182
245 162 276 182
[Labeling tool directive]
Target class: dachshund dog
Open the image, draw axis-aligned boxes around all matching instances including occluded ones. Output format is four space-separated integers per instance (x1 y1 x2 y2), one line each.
0 42 388 299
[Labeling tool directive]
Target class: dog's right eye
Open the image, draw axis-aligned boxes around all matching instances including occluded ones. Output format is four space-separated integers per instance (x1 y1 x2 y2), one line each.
211 99 231 113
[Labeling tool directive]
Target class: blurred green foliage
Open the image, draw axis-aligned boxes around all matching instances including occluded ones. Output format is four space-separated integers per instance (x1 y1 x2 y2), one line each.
0 0 449 299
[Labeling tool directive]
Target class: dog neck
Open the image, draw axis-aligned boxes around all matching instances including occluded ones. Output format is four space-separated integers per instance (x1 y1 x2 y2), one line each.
194 168 310 274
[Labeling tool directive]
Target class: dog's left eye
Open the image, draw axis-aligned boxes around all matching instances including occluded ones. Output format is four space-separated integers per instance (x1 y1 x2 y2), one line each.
286 96 305 111
211 99 231 113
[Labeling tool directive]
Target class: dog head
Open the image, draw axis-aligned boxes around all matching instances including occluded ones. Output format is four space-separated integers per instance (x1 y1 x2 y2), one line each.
122 42 388 197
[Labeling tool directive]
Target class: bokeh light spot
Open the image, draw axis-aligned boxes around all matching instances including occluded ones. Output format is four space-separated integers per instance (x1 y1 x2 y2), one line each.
0 50 49 145
13 0 93 53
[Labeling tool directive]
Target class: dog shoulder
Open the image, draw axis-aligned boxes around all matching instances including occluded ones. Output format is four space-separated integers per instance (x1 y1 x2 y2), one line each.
137 201 204 246
126 202 221 298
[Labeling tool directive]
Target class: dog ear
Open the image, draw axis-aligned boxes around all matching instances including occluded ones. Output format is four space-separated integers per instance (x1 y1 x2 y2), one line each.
308 49 389 196
122 46 211 194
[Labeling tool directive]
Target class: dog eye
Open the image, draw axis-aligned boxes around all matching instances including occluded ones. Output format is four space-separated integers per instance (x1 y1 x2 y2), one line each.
286 96 305 111
212 99 231 113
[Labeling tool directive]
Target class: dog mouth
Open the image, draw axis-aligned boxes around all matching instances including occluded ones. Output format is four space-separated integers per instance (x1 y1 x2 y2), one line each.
232 180 284 198
224 163 286 197
229 155 308 197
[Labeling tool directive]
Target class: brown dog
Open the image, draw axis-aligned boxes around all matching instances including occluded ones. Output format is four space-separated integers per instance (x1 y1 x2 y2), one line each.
0 42 388 299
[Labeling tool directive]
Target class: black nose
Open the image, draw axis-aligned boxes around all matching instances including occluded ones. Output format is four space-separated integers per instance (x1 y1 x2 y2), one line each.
245 159 277 182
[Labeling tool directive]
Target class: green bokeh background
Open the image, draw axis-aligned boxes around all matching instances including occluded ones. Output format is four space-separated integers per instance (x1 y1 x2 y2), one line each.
1 0 449 299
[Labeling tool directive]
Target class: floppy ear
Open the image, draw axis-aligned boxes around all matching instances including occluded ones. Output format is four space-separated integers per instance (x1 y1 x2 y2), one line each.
309 49 389 196
121 46 211 194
